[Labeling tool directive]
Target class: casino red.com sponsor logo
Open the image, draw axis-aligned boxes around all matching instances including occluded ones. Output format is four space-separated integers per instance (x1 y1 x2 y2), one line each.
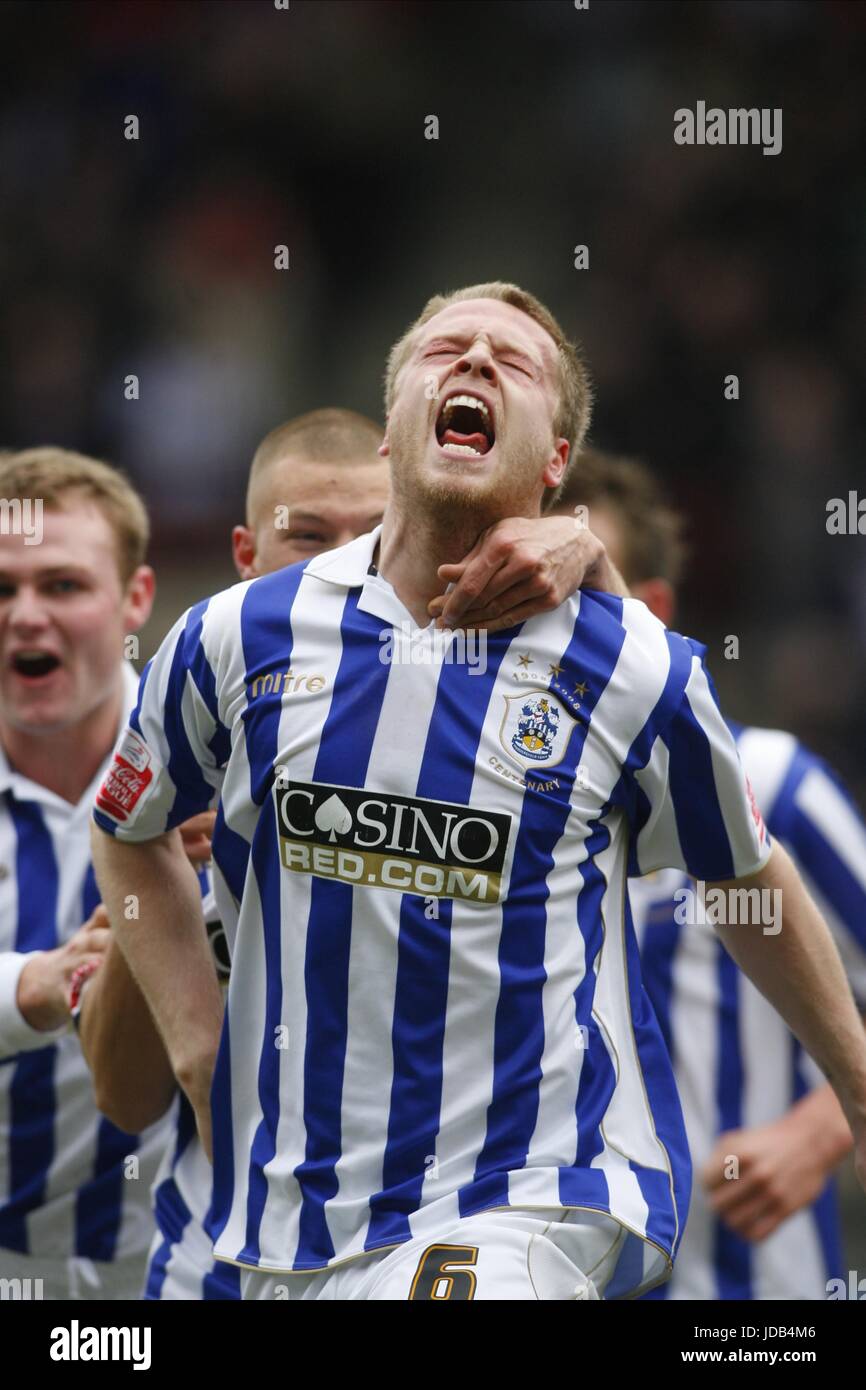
274 778 512 904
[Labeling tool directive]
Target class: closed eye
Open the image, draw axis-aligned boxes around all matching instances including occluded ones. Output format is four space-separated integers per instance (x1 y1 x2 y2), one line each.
422 339 463 357
502 358 534 377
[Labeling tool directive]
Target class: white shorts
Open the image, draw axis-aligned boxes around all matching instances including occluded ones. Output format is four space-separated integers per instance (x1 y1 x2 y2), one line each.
239 1207 628 1301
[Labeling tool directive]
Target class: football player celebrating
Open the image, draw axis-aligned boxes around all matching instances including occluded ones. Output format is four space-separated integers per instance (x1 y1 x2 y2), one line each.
80 409 388 1299
92 283 866 1300
0 448 171 1299
81 406 622 1298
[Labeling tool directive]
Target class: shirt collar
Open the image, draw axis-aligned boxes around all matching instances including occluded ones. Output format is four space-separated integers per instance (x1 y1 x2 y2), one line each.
304 525 382 588
0 661 141 807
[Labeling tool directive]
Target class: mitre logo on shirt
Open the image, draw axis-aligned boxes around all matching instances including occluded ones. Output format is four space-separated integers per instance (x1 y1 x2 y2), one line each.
274 779 512 903
95 730 155 823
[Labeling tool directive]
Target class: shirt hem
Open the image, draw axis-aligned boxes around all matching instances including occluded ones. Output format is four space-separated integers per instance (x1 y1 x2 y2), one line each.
213 1200 675 1295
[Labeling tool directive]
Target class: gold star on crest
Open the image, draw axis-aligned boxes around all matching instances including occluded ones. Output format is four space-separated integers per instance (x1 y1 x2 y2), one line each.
549 662 563 678
517 653 532 668
573 681 588 698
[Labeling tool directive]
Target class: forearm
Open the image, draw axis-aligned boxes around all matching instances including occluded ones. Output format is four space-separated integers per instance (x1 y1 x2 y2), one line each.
79 938 177 1132
713 842 866 1134
90 825 224 1095
787 1079 855 1170
0 951 69 1057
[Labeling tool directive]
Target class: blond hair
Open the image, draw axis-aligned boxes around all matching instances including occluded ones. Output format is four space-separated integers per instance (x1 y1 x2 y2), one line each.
384 281 593 470
0 447 149 582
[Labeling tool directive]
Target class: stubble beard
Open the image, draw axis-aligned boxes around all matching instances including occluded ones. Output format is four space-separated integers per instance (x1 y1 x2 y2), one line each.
389 414 542 530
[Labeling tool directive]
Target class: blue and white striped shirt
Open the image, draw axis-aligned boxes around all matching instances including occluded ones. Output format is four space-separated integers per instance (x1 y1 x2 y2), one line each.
633 723 866 1300
94 527 770 1298
144 1094 241 1301
0 664 173 1266
144 903 240 1301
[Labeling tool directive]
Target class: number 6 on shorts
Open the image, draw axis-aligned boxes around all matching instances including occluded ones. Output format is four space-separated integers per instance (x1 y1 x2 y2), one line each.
408 1244 479 1300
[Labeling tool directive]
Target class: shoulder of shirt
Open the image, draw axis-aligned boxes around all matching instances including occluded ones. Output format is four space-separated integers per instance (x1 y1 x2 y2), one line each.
176 562 311 636
732 722 800 763
520 591 703 684
524 588 666 632
572 588 683 634
571 589 700 660
523 592 700 719
736 722 860 814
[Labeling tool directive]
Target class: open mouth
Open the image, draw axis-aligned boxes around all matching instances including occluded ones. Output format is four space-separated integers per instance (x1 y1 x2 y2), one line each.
435 393 495 457
10 651 62 680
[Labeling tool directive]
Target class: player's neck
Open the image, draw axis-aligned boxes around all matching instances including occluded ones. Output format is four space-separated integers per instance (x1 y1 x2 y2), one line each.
0 681 125 806
377 500 502 627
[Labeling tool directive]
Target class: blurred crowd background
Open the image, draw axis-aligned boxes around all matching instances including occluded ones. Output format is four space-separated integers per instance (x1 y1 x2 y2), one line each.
1 0 864 1272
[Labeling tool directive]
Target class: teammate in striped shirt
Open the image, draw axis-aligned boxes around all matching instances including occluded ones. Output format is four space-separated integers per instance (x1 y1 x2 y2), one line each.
92 282 866 1299
80 408 390 1300
0 448 174 1299
549 449 866 1299
81 407 620 1298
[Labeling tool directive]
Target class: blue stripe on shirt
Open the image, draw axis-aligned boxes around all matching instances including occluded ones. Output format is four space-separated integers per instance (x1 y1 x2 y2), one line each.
365 629 513 1244
665 648 736 880
792 1038 843 1287
561 816 614 1197
0 797 59 1253
712 938 751 1298
75 1118 139 1260
162 612 222 827
145 1176 194 1299
202 1257 242 1300
625 903 690 1257
620 630 692 878
81 862 100 920
146 1096 199 1299
294 592 394 1265
232 567 306 1266
213 804 250 904
185 602 232 769
81 813 143 1261
472 612 612 1211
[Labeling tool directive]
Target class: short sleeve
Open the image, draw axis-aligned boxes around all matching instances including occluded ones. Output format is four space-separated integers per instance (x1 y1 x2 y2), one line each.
629 638 771 881
92 601 231 842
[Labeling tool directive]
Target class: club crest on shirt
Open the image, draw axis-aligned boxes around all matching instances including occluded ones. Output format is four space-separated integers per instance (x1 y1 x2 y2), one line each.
499 690 577 772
